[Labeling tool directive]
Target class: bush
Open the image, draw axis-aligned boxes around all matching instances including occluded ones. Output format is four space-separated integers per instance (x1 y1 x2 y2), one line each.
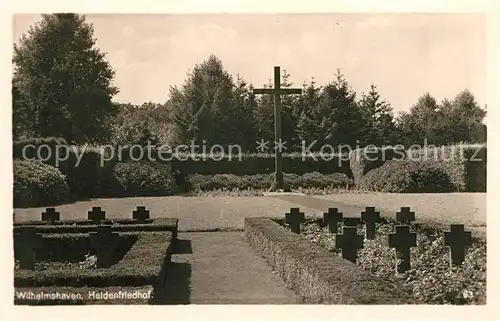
349 146 406 186
359 160 455 193
113 161 177 197
14 160 70 207
61 147 110 198
187 172 352 191
406 144 486 192
13 137 68 167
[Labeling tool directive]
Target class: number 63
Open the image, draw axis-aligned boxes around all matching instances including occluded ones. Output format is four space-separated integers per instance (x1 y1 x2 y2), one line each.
463 290 474 298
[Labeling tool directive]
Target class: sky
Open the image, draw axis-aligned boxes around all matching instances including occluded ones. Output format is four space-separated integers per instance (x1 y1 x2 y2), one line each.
12 13 486 115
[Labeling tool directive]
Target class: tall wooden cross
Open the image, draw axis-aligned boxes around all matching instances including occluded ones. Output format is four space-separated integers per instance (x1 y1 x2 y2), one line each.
253 66 302 191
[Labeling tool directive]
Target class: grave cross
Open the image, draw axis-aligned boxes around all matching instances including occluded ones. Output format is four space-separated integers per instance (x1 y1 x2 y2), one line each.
343 217 361 227
335 226 364 263
285 207 305 234
89 225 121 267
41 207 60 223
444 224 472 267
88 207 106 224
396 207 415 224
253 66 302 191
132 206 150 221
361 207 380 240
323 208 343 234
388 225 416 273
14 227 43 270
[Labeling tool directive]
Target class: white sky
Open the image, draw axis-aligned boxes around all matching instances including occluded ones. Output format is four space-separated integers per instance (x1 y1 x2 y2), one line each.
13 13 486 114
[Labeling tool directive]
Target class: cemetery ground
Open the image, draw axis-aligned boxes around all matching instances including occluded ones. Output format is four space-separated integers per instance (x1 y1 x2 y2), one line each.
13 192 486 305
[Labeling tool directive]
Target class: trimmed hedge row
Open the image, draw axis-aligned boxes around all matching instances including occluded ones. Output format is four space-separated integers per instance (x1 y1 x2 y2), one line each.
244 217 412 304
14 231 173 288
405 145 486 192
14 218 179 239
171 153 351 177
358 160 456 193
13 139 486 202
187 172 352 191
349 146 407 186
351 144 486 192
13 159 178 207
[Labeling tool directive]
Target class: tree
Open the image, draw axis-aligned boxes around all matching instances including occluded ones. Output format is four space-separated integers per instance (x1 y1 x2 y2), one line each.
296 78 322 146
297 70 363 150
449 90 487 143
110 102 162 146
397 90 487 146
232 74 258 150
168 55 246 148
397 93 440 145
253 70 301 150
358 84 397 146
13 13 118 143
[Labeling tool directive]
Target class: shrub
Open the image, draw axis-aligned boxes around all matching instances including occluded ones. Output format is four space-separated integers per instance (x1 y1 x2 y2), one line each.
349 146 406 186
405 144 486 192
359 160 455 193
187 172 352 191
112 161 177 197
13 137 68 167
61 147 109 198
14 160 70 207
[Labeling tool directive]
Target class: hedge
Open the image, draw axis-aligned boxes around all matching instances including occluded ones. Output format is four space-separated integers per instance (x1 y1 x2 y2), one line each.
14 231 173 288
405 144 486 192
244 217 413 304
349 146 407 186
14 218 178 240
113 161 178 197
187 172 352 191
14 160 70 207
13 137 68 168
358 160 455 193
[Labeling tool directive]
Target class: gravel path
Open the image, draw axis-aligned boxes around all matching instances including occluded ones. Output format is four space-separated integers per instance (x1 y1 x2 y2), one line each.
14 193 486 236
158 232 300 304
13 196 318 231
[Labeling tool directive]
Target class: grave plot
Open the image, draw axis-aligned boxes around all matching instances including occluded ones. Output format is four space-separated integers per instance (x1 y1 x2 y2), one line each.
244 206 486 305
14 206 178 238
13 206 178 305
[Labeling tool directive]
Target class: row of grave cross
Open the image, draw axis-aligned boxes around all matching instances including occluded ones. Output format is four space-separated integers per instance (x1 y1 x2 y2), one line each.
285 207 472 273
34 206 151 223
14 206 153 270
14 225 121 270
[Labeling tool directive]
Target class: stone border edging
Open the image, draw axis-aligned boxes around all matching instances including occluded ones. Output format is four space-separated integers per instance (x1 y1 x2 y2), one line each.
244 217 414 304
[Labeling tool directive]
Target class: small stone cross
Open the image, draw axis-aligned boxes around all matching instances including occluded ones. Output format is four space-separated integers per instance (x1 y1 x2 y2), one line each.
361 207 380 240
335 226 364 263
132 206 150 221
323 208 343 234
89 225 121 267
41 207 60 223
88 207 106 224
14 227 43 270
396 207 415 224
444 224 472 267
285 208 304 234
388 225 416 273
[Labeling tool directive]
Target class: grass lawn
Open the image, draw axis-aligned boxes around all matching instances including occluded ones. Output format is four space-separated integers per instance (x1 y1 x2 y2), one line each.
14 193 486 235
312 193 486 236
